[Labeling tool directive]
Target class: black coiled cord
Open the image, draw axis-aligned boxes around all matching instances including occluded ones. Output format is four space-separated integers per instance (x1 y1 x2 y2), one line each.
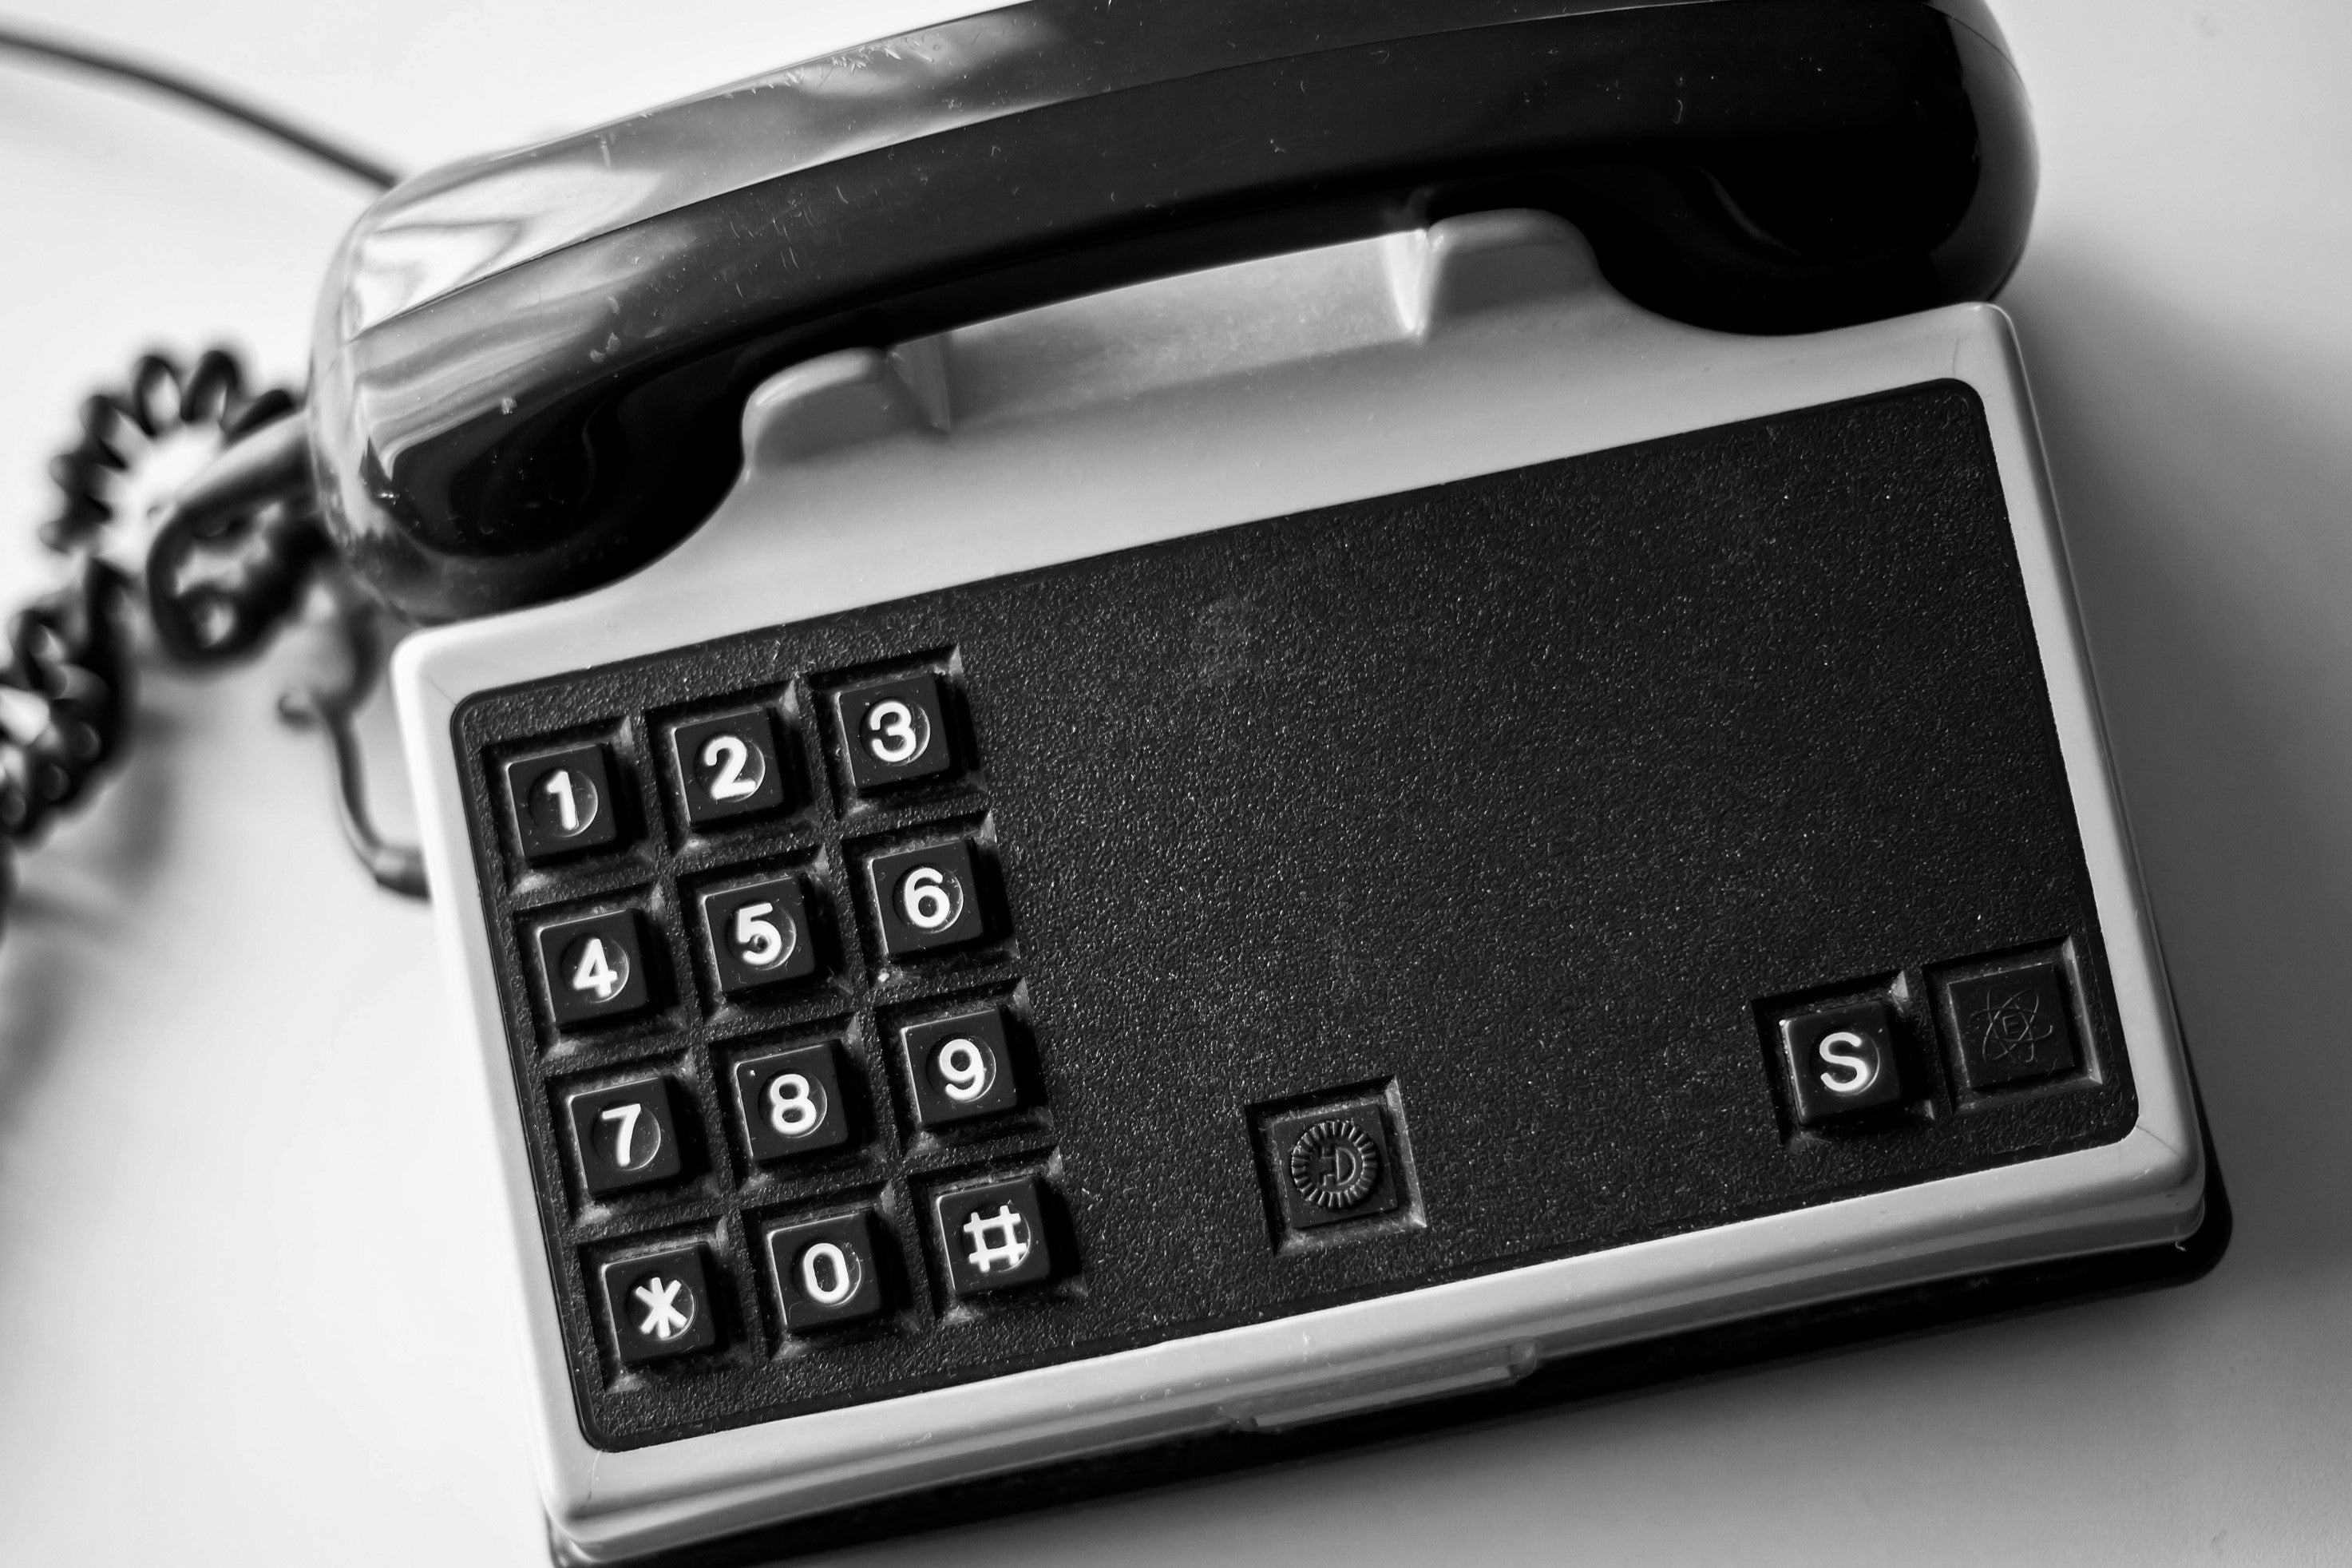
2 346 321 933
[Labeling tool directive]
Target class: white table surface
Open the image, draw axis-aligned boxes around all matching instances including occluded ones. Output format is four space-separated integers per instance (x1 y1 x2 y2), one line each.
0 2 2346 1562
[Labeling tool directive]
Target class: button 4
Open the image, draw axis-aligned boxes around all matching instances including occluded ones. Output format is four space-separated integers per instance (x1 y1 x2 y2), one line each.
566 1075 686 1197
505 742 624 862
932 1174 1054 1296
731 1042 854 1163
833 673 956 793
601 1245 719 1366
763 1209 889 1332
670 707 790 829
698 873 820 996
899 1005 1024 1128
866 837 988 959
535 909 655 1027
1776 1000 1906 1125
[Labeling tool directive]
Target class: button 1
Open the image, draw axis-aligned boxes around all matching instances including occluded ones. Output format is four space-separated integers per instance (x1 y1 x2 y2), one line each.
601 1245 719 1366
1261 1097 1405 1233
899 1005 1024 1128
534 909 655 1027
566 1075 687 1196
763 1208 889 1332
932 1174 1055 1296
1777 1000 1906 1125
698 874 820 996
833 673 956 793
1943 959 2080 1091
866 837 988 959
670 707 789 830
505 742 623 862
731 1042 854 1163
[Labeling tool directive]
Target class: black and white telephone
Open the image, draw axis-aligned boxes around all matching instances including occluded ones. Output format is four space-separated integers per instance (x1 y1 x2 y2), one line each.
6 2 2228 1562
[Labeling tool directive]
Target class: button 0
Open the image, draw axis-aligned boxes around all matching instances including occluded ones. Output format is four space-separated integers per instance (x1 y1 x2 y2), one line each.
1776 1000 1906 1125
670 707 790 829
932 1174 1055 1296
698 873 820 996
899 1005 1024 1128
866 837 989 959
566 1075 687 1197
1943 958 2080 1091
535 909 655 1027
764 1209 889 1332
505 742 623 862
833 673 956 793
601 1245 720 1367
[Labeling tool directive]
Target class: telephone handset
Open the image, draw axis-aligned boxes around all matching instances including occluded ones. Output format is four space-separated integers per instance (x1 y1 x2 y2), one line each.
279 2 2227 1562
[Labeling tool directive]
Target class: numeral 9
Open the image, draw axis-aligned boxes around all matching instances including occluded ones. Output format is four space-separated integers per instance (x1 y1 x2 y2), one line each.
935 1037 994 1103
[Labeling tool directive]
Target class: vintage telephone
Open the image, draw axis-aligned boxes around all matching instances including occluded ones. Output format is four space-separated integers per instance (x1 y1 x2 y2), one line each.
2 2 2225 1563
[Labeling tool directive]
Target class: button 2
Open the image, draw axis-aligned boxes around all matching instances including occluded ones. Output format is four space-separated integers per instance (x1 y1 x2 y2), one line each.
763 1209 889 1331
932 1174 1055 1296
731 1043 853 1163
833 673 956 793
1776 1000 1907 1125
698 873 820 996
866 837 988 959
505 742 622 862
566 1075 686 1197
670 707 789 829
600 1245 719 1366
899 1005 1023 1127
534 909 655 1027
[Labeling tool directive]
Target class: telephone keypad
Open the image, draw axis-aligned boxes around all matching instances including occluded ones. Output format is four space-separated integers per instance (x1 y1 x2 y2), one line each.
535 909 655 1027
832 672 956 792
698 873 820 996
567 1075 687 1197
602 1245 720 1366
731 1043 854 1162
765 1209 891 1332
670 707 790 829
505 742 623 861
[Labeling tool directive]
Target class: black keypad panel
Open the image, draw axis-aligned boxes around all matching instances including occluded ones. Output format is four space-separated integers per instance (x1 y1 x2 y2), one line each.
457 387 2145 1453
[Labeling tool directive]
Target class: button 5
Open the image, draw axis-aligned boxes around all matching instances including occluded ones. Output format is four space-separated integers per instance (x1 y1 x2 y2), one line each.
698 873 820 996
535 908 655 1027
505 742 624 862
670 707 789 829
865 837 988 959
833 673 956 793
1776 1000 1907 1125
566 1075 686 1197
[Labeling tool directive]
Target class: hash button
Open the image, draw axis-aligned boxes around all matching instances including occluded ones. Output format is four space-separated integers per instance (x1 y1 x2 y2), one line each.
932 1174 1055 1297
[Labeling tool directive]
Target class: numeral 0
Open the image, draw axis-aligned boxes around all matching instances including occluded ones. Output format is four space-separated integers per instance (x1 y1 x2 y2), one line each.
798 1241 857 1306
897 865 962 932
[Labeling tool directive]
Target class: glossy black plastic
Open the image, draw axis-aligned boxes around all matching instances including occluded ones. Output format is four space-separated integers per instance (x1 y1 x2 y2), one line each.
311 0 2034 621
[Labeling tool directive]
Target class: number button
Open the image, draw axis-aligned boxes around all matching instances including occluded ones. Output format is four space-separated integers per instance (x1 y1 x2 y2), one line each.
503 742 624 863
762 1208 889 1332
696 874 820 996
1775 1000 1907 1127
534 909 655 1027
669 707 789 829
931 1174 1055 1297
565 1075 686 1197
898 1005 1024 1127
831 673 956 793
731 1042 853 1163
600 1245 719 1366
865 837 988 959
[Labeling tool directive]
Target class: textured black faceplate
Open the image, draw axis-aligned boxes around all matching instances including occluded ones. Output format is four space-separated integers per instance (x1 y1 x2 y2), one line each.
454 382 2139 1452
